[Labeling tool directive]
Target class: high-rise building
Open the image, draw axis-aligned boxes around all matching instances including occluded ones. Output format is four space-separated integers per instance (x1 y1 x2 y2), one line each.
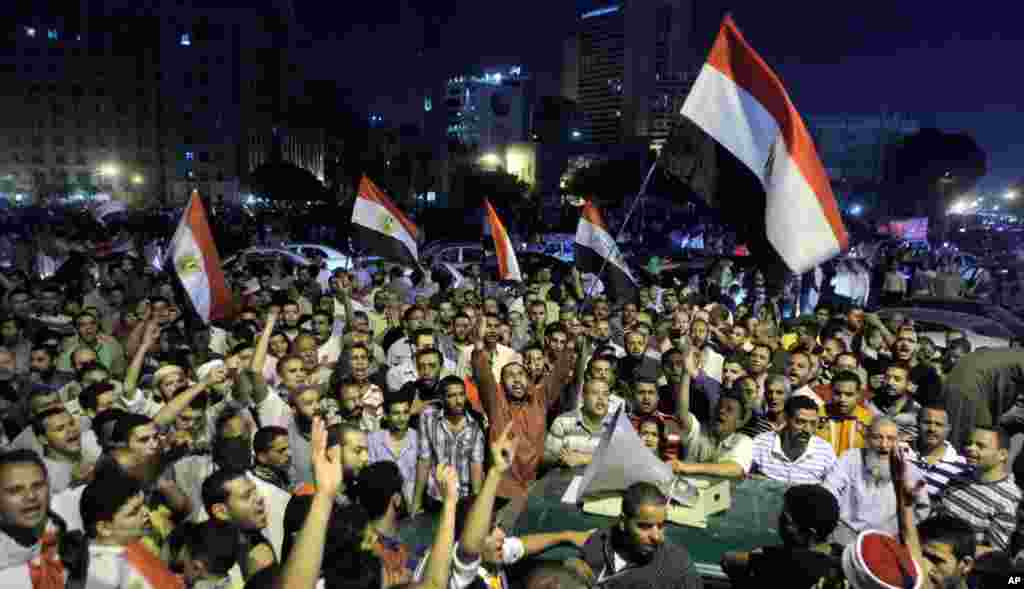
564 0 714 149
0 0 322 206
444 66 532 156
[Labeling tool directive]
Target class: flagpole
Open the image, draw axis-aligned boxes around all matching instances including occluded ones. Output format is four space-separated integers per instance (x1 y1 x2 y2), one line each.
584 159 658 302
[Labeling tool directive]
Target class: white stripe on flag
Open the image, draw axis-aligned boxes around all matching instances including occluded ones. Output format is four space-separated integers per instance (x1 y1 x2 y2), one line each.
682 65 841 271
575 217 637 285
170 224 213 321
352 196 418 260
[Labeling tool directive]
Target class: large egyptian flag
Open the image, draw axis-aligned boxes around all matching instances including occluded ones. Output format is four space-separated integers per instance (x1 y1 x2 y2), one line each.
483 199 522 281
664 16 847 276
575 201 638 302
166 190 232 322
352 175 419 265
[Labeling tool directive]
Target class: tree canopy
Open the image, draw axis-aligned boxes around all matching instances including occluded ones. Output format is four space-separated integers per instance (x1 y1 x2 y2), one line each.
882 128 987 218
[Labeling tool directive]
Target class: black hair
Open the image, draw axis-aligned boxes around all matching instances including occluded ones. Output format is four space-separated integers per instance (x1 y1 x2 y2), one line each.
0 448 48 481
80 472 144 538
387 384 417 411
91 409 127 451
831 370 862 390
253 426 288 455
110 413 152 446
201 467 249 518
784 395 819 418
622 482 666 519
80 382 117 413
437 374 464 394
974 425 1011 451
31 407 69 437
355 461 404 520
188 521 242 576
918 515 977 562
719 388 748 418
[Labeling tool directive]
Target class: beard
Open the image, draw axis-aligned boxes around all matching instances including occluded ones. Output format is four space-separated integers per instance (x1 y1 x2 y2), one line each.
864 449 892 484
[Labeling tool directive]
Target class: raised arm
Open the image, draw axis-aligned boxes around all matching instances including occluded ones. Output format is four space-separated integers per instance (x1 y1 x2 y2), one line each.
251 309 279 378
672 344 699 435
892 450 926 575
152 379 211 427
123 302 152 360
123 321 160 401
471 316 500 418
411 464 460 589
543 343 576 410
459 424 516 562
276 417 339 589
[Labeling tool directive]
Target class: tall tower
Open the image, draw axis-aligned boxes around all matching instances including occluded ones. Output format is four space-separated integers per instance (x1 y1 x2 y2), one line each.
565 0 707 149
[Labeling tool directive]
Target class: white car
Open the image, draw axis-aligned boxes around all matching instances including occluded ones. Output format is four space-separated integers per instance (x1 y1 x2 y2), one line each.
283 243 355 272
878 306 1014 350
222 247 315 277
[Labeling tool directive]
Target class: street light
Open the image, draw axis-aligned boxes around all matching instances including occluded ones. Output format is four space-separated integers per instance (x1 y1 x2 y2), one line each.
131 174 144 185
479 153 501 167
98 164 120 177
1006 190 1017 200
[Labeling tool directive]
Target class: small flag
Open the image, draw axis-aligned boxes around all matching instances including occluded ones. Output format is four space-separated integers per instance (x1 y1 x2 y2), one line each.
574 201 637 303
351 176 419 265
483 199 522 282
166 190 232 322
665 16 848 274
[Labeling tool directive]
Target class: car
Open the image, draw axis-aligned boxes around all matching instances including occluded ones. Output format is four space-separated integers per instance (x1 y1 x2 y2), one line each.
887 297 1024 342
283 243 355 272
421 241 487 269
222 247 315 278
878 305 1018 350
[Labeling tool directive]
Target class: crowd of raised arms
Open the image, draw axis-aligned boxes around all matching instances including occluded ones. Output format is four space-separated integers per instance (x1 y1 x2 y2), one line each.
0 253 1020 589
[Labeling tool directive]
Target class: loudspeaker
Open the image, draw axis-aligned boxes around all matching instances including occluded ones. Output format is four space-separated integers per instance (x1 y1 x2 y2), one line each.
575 408 698 506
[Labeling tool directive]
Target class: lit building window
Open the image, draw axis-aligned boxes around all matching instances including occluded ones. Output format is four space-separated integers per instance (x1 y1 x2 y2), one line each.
424 97 432 112
25 27 36 38
180 33 191 46
47 29 58 40
185 151 194 160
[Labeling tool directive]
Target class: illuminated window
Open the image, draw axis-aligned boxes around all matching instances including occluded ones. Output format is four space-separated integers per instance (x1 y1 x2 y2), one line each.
180 33 191 46
185 151 194 160
25 27 36 38
47 30 58 40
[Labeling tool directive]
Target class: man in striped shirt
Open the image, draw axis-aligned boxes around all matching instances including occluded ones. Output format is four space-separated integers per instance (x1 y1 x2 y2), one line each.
545 379 613 469
908 404 967 501
934 425 1022 553
750 395 837 484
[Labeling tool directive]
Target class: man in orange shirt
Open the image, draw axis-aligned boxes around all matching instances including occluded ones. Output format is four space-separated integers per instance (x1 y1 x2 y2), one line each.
817 370 873 456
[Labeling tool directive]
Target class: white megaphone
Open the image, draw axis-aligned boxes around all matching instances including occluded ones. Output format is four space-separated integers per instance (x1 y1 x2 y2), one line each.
573 408 698 507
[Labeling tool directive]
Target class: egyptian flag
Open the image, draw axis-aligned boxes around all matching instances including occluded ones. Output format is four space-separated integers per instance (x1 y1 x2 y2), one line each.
663 16 847 276
484 199 522 281
352 175 419 265
574 201 638 302
166 190 232 322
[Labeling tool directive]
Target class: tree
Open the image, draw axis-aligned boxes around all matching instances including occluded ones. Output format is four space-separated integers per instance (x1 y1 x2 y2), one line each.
882 128 987 219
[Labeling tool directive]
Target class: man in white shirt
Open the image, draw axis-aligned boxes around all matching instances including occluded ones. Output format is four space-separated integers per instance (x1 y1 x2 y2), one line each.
825 417 930 545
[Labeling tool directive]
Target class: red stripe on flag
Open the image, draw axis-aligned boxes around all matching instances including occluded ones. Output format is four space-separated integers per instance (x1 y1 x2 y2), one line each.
358 176 419 241
705 16 847 250
484 199 515 280
185 191 233 321
581 201 609 231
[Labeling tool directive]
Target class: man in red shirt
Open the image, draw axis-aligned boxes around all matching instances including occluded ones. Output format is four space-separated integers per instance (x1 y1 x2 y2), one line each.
472 318 574 499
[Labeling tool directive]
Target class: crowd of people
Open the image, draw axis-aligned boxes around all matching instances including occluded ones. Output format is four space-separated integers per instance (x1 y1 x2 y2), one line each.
0 242 1021 589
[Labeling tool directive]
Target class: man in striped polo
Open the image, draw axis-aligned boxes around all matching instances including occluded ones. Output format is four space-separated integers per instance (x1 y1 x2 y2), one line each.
908 404 967 502
934 425 1022 553
750 395 836 484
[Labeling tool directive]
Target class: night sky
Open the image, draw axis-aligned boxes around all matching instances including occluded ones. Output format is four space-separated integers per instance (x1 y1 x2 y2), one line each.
296 0 1023 192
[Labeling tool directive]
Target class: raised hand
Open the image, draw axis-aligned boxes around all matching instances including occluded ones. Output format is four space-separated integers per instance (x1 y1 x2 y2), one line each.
476 314 488 344
436 464 459 504
890 447 924 506
490 423 518 473
684 345 701 376
567 529 597 548
142 320 161 347
311 417 342 498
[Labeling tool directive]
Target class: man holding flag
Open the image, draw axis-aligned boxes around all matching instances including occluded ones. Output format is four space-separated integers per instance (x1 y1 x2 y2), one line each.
166 190 233 323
